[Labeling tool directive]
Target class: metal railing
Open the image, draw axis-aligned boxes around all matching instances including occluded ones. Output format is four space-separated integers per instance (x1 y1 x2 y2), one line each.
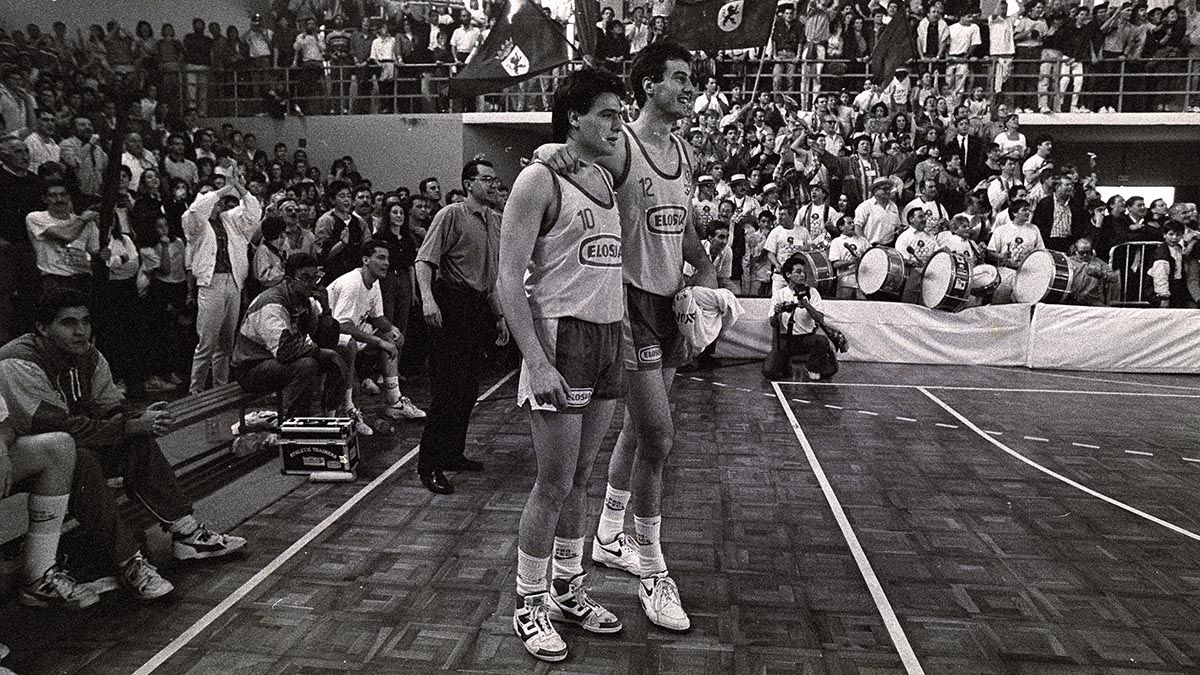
154 55 1200 117
1109 241 1161 307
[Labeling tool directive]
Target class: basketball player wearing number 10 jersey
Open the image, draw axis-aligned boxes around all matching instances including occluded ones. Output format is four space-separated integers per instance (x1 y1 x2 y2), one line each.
537 42 717 633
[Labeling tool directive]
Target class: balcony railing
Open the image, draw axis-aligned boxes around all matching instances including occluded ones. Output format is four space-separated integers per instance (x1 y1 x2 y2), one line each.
162 56 1200 118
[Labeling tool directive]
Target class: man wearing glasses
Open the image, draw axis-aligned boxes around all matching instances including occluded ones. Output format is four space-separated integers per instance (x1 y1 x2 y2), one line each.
234 250 349 420
414 159 510 494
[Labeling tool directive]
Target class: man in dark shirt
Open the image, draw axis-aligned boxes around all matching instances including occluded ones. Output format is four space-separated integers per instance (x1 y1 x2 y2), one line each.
0 137 45 343
183 18 213 115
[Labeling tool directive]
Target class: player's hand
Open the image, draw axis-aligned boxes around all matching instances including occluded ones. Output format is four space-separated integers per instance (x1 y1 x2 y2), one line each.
529 362 570 409
531 143 584 175
423 298 442 328
384 326 404 346
495 317 510 346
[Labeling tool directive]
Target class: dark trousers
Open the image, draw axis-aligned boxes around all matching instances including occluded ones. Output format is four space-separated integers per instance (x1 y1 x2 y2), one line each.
72 436 192 567
417 280 492 472
236 348 346 419
762 331 838 380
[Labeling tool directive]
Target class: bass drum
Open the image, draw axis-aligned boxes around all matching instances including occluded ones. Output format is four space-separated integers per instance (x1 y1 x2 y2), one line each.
1013 249 1074 304
921 251 973 311
790 250 837 297
856 247 907 299
970 264 1001 296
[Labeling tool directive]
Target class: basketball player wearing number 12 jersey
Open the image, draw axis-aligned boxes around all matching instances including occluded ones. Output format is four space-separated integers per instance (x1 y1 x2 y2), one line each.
535 42 717 633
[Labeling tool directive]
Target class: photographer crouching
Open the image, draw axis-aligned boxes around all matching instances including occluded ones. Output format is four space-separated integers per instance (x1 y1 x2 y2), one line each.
762 254 848 382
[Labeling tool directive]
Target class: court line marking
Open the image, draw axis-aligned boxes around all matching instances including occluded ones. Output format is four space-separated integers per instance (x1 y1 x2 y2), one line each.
1182 457 1200 464
979 365 1200 392
858 410 880 416
771 383 925 675
985 430 1003 436
919 387 1200 544
935 423 959 429
776 382 1200 398
895 416 917 422
1024 436 1050 442
825 404 844 409
132 370 518 675
1072 442 1101 450
1125 450 1154 457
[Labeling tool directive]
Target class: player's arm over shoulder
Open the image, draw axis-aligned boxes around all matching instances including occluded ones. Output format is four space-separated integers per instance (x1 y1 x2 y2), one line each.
531 130 628 181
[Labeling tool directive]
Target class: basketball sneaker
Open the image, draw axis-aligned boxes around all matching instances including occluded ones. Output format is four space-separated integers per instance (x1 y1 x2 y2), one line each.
120 553 174 600
639 572 690 631
173 523 247 560
512 592 568 662
360 378 381 395
590 532 641 576
382 396 426 420
18 565 100 609
548 573 622 633
348 408 374 436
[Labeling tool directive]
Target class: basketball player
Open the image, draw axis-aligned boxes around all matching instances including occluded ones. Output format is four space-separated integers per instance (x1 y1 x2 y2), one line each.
497 67 628 663
535 41 717 632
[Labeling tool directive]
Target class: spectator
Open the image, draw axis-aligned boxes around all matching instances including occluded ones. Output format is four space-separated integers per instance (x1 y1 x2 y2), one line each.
597 20 632 67
1150 221 1188 306
419 176 443 213
1033 174 1084 252
59 116 107 201
1012 1 1048 112
986 153 1023 212
314 181 372 279
253 214 287 290
293 17 327 114
136 212 187 390
989 198 1043 267
1067 236 1119 306
156 23 185 106
915 1 950 87
121 132 156 192
772 4 802 95
182 18 213 115
1057 6 1096 113
988 2 1018 97
25 109 60 172
183 174 261 394
26 181 99 296
627 6 650 55
854 175 902 245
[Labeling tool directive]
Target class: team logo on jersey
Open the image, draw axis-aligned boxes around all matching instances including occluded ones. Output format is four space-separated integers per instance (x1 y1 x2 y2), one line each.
578 234 622 267
718 0 744 31
646 205 687 235
637 345 662 364
566 387 593 408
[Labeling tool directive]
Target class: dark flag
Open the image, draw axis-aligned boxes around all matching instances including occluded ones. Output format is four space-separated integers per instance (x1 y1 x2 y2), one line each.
868 12 916 85
448 0 571 98
667 0 777 51
574 0 600 58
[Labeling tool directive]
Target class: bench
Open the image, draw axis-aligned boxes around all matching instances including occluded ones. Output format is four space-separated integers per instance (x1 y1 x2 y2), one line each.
1 383 269 547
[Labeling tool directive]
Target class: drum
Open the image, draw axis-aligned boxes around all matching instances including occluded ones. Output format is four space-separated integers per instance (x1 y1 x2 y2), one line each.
970 264 1001 296
792 250 837 297
857 247 907 299
921 251 973 311
1013 249 1074 304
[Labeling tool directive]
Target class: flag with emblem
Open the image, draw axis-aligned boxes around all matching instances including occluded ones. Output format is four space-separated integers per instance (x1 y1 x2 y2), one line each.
448 0 571 97
667 0 777 51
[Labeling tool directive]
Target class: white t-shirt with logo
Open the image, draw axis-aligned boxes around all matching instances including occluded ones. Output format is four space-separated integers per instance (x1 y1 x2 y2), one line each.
327 269 384 339
764 225 810 273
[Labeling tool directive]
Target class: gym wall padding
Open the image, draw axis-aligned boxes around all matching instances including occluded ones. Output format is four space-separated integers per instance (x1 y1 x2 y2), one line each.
1027 305 1200 373
715 300 1034 367
714 300 1200 374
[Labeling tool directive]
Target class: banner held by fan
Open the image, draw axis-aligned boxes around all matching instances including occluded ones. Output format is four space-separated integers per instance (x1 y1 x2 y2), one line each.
667 0 777 51
448 0 571 98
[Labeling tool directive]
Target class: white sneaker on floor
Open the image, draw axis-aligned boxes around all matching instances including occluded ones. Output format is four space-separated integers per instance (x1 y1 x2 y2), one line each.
360 378 381 395
639 572 690 631
381 396 426 420
18 565 100 609
513 592 568 662
173 523 247 560
120 553 174 600
348 408 374 436
590 532 641 576
548 573 622 633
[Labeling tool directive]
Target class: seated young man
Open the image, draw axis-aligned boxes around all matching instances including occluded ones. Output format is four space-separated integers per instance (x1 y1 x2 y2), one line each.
0 290 246 573
762 254 845 382
1 415 98 609
234 251 349 419
327 240 426 432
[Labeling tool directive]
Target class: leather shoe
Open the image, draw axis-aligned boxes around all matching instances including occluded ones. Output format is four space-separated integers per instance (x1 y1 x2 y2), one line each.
418 469 454 495
444 457 484 472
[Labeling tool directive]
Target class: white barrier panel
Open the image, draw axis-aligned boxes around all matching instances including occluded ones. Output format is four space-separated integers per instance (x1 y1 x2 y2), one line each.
1028 304 1200 373
715 299 1034 366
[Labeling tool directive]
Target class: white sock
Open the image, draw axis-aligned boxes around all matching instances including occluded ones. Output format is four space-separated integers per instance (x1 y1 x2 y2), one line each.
516 548 549 597
634 515 666 579
596 484 630 544
551 537 584 581
344 388 355 410
384 376 401 406
24 494 69 581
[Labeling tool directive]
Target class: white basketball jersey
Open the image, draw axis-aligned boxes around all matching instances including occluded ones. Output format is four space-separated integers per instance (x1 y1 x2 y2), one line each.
616 125 693 296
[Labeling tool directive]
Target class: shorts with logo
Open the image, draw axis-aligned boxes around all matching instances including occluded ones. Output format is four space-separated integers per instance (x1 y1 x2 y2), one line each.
622 284 688 371
517 317 624 414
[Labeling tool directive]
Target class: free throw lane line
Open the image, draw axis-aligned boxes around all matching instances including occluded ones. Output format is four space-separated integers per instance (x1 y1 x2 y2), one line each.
777 382 1200 398
133 369 518 675
919 387 1200 543
770 382 926 675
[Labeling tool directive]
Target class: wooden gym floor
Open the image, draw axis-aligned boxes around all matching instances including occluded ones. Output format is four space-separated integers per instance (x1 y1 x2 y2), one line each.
1 362 1198 674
